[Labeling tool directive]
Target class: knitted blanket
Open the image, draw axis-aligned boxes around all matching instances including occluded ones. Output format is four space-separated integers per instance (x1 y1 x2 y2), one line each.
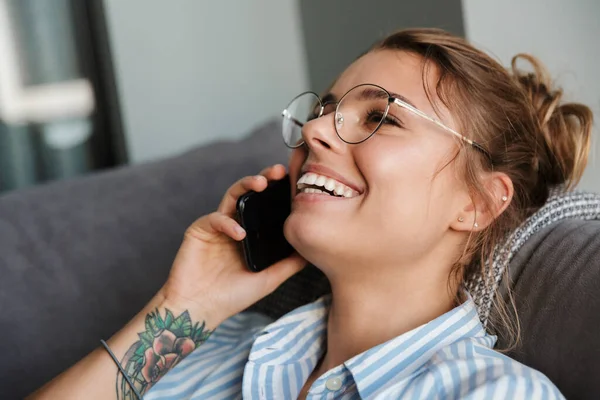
466 190 600 327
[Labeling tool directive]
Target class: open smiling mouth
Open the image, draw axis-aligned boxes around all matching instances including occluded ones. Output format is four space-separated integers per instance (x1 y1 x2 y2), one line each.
296 173 359 198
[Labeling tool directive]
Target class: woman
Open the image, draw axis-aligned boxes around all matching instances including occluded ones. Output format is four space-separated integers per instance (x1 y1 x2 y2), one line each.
31 28 592 399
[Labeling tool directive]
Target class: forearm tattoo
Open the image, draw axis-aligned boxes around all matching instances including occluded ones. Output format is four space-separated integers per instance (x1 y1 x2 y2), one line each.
116 308 213 399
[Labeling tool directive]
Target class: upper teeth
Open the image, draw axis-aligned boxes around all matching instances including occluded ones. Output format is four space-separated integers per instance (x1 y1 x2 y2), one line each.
297 173 358 198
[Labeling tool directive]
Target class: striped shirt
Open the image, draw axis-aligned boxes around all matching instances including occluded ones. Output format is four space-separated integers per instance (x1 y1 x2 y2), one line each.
145 295 564 399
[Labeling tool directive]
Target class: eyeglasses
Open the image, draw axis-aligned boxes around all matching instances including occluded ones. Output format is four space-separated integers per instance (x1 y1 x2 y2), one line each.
281 83 491 161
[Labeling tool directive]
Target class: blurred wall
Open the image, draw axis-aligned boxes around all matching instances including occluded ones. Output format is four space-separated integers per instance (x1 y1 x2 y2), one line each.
103 0 308 163
299 0 465 93
102 0 600 194
463 0 600 192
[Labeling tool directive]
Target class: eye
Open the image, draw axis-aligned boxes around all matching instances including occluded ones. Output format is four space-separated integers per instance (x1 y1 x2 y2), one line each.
366 109 404 128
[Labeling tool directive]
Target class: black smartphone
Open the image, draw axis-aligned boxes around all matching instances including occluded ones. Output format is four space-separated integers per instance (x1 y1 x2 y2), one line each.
236 175 294 272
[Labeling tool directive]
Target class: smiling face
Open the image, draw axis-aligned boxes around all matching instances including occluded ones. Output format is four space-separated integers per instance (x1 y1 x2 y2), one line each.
284 50 473 278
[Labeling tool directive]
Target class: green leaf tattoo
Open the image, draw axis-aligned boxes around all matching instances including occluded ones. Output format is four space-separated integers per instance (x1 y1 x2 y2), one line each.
164 309 174 328
170 311 192 337
116 308 213 399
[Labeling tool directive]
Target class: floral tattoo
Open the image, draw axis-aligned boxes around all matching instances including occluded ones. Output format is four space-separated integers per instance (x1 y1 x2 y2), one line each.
116 308 213 399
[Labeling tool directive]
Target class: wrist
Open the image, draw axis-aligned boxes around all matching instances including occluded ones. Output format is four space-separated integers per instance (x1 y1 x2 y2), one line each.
102 289 220 397
154 286 225 331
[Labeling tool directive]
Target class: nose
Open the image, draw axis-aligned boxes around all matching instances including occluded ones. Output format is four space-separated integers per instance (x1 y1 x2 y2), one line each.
302 112 347 154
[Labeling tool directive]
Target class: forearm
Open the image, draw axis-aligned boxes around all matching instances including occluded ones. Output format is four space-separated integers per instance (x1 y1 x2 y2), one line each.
28 291 219 400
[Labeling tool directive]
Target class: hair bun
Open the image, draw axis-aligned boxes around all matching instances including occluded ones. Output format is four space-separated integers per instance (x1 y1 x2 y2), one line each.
511 54 593 189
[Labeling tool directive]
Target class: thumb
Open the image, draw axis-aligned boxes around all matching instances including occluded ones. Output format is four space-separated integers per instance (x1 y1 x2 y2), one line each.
254 252 307 296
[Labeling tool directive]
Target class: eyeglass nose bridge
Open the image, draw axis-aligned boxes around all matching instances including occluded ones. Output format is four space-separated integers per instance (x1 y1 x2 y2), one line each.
312 100 346 134
302 99 340 129
295 99 357 151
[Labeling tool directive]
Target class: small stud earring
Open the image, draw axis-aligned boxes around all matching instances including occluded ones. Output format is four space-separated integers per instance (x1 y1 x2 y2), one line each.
474 222 479 228
501 196 508 202
458 216 465 222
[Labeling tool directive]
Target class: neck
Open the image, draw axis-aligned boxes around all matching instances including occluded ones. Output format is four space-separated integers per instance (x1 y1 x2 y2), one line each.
318 259 457 372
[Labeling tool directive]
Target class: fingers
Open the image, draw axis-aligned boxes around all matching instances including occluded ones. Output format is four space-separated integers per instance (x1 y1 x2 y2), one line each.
190 212 246 242
218 164 287 215
258 164 287 180
218 175 267 215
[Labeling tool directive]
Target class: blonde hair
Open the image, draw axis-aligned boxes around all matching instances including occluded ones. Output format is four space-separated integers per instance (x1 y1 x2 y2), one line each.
372 28 593 349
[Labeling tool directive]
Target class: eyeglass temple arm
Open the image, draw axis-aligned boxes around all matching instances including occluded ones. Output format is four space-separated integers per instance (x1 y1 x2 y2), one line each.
391 99 470 143
391 99 490 157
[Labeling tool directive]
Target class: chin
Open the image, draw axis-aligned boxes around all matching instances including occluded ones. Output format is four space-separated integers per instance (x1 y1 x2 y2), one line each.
284 211 352 270
284 211 324 250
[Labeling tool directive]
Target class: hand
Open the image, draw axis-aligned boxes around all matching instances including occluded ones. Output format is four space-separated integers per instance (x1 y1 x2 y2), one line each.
159 164 306 326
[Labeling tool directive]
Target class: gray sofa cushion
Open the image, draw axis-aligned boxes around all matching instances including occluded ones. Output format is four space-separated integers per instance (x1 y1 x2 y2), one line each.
501 219 600 399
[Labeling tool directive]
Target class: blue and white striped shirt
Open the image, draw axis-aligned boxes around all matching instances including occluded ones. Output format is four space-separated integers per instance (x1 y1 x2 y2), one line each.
146 295 564 399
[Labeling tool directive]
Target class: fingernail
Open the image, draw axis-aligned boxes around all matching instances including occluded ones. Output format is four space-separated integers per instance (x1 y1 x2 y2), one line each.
252 175 264 181
235 226 246 235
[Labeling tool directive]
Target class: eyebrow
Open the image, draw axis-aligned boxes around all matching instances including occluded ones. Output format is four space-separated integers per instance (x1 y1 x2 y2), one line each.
321 88 418 109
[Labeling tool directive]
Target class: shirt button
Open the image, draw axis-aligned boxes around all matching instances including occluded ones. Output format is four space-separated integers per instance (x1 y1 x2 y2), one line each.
325 376 343 391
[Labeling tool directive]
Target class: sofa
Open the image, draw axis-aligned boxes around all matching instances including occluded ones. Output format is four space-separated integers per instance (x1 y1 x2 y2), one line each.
1 119 599 399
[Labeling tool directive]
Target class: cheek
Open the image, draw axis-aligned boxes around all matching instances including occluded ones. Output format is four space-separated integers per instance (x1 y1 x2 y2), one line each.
357 139 453 224
357 139 431 195
288 147 307 195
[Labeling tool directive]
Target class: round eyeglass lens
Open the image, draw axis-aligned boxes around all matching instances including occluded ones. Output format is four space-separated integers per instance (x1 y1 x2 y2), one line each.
282 92 321 148
335 84 390 144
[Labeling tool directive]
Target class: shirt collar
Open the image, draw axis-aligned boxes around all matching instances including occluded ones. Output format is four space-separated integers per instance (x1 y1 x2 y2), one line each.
345 293 492 397
247 293 493 397
247 295 331 365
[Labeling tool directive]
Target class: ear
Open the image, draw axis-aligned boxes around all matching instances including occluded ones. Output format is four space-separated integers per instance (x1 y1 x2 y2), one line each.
451 172 514 232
